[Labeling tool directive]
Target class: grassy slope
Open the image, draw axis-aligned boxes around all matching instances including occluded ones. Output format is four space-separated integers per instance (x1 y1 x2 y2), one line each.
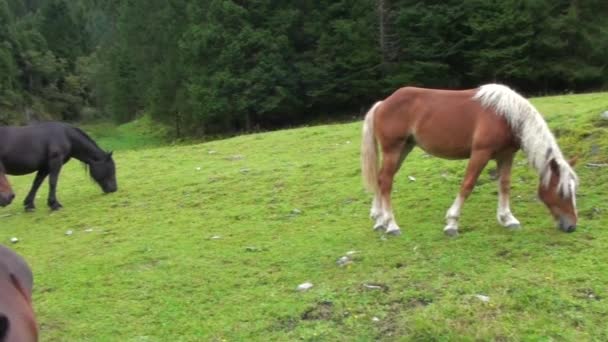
1 92 607 341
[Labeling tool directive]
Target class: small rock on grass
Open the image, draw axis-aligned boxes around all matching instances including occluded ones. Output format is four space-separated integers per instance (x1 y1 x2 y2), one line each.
362 283 388 291
408 176 416 182
337 251 359 267
65 230 73 236
210 235 222 240
336 256 352 267
372 317 380 322
475 294 490 303
10 237 19 244
601 111 608 120
296 282 313 292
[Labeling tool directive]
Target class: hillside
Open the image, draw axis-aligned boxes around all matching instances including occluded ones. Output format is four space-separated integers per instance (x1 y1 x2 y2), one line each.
1 92 607 340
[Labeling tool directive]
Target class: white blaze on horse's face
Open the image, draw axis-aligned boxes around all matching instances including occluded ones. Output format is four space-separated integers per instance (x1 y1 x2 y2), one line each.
570 178 577 210
538 174 578 233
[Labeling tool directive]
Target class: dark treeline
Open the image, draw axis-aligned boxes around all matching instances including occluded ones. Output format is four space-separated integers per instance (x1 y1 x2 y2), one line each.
1 0 607 135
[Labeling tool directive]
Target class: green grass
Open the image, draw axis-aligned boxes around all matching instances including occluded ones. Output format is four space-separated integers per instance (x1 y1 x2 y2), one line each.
2 92 608 341
81 115 170 151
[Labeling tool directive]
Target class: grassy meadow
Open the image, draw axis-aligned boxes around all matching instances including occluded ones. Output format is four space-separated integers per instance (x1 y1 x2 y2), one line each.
1 92 608 341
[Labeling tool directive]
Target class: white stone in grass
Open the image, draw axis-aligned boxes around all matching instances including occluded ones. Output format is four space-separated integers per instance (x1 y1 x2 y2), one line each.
85 228 94 233
296 282 314 292
372 317 380 322
195 167 202 171
291 208 302 215
208 150 217 154
65 230 73 236
475 294 490 303
210 235 222 240
346 250 358 256
601 111 608 120
336 256 351 267
10 237 19 244
408 176 416 182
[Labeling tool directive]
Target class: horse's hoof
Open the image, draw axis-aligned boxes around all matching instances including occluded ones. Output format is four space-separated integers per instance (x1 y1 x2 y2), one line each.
444 226 459 237
386 228 402 236
505 223 521 230
373 224 386 232
49 203 63 211
24 206 35 213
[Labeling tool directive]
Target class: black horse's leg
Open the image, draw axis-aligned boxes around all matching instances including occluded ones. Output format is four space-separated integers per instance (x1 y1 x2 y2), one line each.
23 170 49 212
47 154 64 211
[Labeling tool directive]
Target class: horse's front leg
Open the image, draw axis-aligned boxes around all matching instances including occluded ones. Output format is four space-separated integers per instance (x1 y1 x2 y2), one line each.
496 152 521 229
23 170 48 212
47 153 64 211
444 150 492 237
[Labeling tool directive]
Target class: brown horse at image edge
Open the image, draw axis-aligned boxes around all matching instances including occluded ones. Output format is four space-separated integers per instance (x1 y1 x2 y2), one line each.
0 245 38 341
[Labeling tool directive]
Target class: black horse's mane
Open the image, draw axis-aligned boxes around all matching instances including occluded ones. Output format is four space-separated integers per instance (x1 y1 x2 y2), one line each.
71 126 103 151
69 125 107 180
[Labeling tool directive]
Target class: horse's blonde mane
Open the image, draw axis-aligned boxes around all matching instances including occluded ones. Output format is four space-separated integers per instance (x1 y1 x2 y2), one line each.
473 84 578 197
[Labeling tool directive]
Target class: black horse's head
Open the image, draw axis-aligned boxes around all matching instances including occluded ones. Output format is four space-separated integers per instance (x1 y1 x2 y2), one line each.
89 152 117 193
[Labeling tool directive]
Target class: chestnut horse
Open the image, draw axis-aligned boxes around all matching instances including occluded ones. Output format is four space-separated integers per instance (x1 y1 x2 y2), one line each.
361 84 578 237
0 170 14 207
0 245 38 341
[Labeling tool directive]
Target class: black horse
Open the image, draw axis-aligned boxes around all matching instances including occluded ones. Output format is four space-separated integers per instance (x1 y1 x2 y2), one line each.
0 122 117 211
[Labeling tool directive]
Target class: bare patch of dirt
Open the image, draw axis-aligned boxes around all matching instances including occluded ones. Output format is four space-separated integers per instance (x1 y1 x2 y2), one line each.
301 301 334 321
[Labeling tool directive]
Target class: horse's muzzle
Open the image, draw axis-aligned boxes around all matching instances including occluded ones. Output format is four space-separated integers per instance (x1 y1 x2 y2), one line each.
0 193 15 207
558 217 576 233
103 185 117 194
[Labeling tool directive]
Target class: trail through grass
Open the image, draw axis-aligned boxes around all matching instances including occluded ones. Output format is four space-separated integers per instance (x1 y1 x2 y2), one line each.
1 92 608 341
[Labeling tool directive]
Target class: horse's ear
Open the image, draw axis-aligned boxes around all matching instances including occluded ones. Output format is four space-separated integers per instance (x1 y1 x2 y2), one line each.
568 156 578 167
0 314 9 340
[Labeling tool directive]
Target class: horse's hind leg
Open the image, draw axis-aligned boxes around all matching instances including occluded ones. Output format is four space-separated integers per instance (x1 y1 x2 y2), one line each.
444 149 492 237
374 140 414 235
496 151 520 229
23 170 48 212
47 152 64 210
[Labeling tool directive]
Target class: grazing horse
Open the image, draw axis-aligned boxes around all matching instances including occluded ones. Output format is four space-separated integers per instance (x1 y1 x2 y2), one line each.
0 244 38 341
0 170 14 207
361 84 579 237
0 122 117 211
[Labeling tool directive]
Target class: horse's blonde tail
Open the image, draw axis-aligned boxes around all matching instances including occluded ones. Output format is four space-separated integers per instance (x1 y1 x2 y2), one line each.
361 101 382 193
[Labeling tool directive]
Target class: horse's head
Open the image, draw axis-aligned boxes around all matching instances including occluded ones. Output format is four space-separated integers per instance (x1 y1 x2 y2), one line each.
0 172 15 207
538 158 578 232
90 152 117 194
